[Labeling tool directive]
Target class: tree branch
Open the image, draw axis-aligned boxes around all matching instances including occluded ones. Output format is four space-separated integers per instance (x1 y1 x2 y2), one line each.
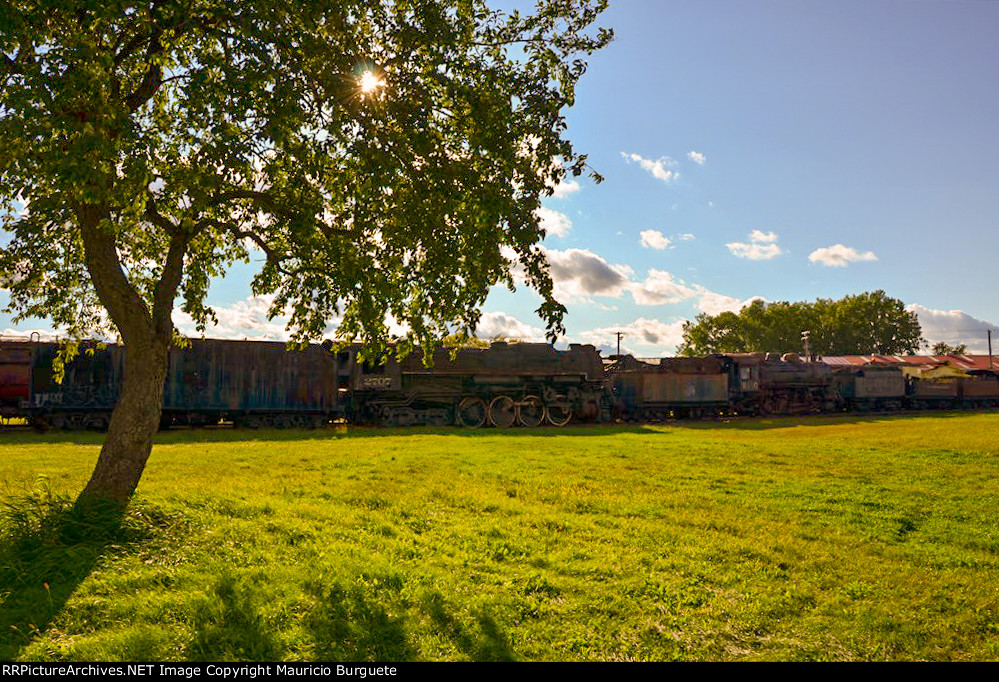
144 198 182 237
77 203 154 346
123 32 163 112
205 190 360 240
195 217 286 267
152 233 187 339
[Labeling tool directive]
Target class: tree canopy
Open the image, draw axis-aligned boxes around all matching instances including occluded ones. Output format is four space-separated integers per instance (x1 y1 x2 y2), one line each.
677 291 925 357
0 0 611 504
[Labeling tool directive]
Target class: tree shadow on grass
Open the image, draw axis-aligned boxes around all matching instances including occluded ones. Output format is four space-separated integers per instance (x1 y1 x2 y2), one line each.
300 583 516 662
423 591 515 662
184 573 282 661
0 488 167 660
302 580 416 661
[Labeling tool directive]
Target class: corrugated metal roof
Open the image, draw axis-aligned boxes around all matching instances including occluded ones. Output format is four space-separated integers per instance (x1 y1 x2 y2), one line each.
819 356 869 366
819 354 998 371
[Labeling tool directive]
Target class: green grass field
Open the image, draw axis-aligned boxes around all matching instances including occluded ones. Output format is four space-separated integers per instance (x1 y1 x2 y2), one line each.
1 413 997 661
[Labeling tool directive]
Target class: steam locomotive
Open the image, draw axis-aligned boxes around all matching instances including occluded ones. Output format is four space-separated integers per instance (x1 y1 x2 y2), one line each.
1 336 996 430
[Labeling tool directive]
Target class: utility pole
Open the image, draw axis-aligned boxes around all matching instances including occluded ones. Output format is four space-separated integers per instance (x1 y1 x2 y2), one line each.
801 330 811 361
989 330 993 370
616 332 624 358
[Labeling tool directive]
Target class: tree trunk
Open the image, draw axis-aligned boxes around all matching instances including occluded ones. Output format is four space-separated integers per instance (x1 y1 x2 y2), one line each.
73 198 185 512
77 336 170 507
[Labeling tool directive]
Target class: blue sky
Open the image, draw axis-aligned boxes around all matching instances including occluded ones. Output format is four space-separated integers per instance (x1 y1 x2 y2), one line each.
3 0 998 355
483 0 999 355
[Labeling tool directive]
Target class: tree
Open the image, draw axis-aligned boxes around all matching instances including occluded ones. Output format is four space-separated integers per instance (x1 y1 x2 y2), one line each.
931 342 968 356
0 0 611 507
678 291 924 357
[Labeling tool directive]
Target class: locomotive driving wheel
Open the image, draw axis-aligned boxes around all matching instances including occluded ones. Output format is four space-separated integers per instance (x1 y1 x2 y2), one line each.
517 395 545 427
457 397 487 428
488 395 517 428
545 399 572 427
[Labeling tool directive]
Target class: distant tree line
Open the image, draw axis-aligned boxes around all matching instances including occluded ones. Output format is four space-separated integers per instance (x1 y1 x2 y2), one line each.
931 342 968 356
677 290 924 357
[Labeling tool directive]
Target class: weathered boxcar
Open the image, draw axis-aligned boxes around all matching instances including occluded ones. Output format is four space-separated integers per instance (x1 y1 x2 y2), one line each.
959 372 999 408
343 341 607 427
905 376 960 410
162 339 341 428
0 338 34 419
607 355 730 420
833 364 906 411
2 338 343 429
2 341 126 429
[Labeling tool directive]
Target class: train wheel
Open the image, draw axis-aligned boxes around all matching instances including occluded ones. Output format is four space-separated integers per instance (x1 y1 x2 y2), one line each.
66 413 88 430
457 397 487 428
489 395 517 428
517 396 545 427
87 414 110 431
545 401 572 427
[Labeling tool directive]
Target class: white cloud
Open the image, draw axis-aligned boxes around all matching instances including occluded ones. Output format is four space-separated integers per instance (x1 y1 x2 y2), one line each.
550 177 581 198
692 287 765 316
678 233 695 241
1 327 62 341
536 207 572 238
543 246 762 317
172 294 292 341
907 304 999 354
172 294 420 342
639 229 671 250
628 269 696 306
544 247 633 300
621 152 679 184
749 230 778 243
581 317 688 356
726 230 784 260
808 244 878 267
476 311 546 341
687 150 706 166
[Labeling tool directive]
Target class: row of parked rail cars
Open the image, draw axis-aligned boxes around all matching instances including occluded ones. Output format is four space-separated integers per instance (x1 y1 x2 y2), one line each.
1 336 997 429
0 338 608 429
608 352 999 419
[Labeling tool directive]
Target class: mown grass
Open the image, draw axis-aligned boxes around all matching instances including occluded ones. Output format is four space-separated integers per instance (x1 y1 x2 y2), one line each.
1 413 997 661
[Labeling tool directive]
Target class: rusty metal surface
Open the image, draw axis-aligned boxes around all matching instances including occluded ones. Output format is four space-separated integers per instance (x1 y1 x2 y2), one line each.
659 356 727 374
641 373 729 404
25 342 124 410
834 365 906 400
908 379 959 399
397 342 604 382
0 343 32 404
854 373 906 399
760 360 833 386
165 339 337 412
961 377 999 399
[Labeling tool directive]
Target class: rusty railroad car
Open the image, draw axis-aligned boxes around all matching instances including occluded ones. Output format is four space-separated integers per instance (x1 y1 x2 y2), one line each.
606 355 731 420
0 338 343 429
